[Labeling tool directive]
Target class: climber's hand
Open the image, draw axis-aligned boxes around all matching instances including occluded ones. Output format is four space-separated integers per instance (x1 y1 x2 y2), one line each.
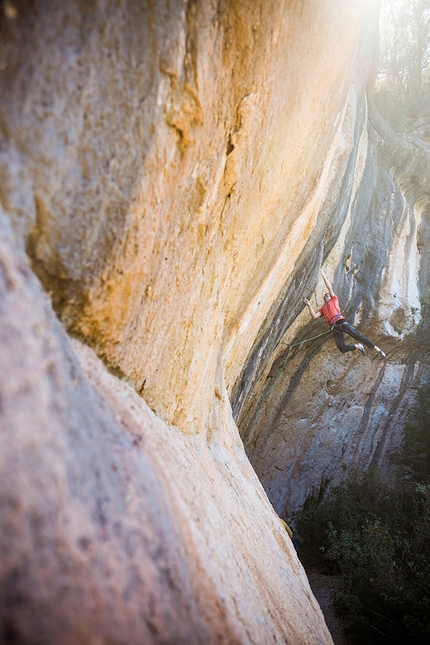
304 298 310 305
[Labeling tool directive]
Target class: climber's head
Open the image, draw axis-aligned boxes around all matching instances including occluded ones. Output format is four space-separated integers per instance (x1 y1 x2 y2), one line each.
324 292 331 302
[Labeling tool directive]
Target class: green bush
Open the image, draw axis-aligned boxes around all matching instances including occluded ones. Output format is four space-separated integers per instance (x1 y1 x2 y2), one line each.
294 472 430 644
294 470 396 553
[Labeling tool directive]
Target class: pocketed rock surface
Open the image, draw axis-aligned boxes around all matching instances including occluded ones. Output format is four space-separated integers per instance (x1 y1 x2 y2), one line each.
2 0 428 643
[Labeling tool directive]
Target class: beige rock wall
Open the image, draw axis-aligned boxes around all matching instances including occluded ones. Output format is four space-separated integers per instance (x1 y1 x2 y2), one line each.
0 0 381 642
0 0 378 433
0 223 329 642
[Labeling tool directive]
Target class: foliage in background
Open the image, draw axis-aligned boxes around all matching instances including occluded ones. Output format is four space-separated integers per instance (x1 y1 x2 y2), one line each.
374 86 411 131
295 472 430 644
376 0 430 131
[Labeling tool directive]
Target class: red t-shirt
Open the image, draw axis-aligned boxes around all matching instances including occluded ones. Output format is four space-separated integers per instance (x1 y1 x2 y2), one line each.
319 295 345 325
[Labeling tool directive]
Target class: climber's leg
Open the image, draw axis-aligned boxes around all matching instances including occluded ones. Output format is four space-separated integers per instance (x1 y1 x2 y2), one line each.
333 326 356 353
339 321 376 350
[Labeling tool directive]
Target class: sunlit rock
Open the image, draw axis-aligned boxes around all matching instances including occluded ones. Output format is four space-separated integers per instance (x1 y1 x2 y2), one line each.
2 0 423 642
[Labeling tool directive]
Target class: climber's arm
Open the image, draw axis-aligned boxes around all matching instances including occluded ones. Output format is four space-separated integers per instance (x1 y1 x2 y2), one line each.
320 269 335 298
303 298 321 320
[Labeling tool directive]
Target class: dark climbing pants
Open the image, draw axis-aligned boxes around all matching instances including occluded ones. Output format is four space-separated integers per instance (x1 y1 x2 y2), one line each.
333 320 376 353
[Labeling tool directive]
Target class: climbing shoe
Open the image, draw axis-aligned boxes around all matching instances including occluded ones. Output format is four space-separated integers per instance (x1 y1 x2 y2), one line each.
355 343 366 355
378 349 387 359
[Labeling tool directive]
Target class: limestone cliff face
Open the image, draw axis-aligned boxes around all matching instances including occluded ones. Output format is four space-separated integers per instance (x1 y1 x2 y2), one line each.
234 98 430 515
0 0 379 434
1 230 324 643
0 0 404 643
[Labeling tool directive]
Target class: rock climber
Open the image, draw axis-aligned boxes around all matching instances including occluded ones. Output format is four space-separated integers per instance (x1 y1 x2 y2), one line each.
303 269 386 358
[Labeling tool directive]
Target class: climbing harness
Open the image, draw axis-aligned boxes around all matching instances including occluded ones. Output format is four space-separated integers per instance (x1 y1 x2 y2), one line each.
328 313 345 326
244 325 334 446
331 315 348 336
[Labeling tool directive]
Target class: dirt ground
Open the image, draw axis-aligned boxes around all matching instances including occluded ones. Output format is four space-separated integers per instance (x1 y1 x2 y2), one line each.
304 560 353 645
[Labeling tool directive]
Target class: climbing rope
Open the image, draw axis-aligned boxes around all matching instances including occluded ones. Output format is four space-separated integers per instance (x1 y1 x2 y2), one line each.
244 325 334 446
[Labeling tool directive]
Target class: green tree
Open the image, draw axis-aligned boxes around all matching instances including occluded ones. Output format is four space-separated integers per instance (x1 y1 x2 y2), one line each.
295 472 430 643
376 0 430 129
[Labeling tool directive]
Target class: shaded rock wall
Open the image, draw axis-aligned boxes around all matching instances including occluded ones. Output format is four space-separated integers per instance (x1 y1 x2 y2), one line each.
0 0 387 642
236 98 430 516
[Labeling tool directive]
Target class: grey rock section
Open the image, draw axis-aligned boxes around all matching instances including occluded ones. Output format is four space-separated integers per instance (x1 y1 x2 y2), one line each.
231 93 369 423
235 97 430 516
